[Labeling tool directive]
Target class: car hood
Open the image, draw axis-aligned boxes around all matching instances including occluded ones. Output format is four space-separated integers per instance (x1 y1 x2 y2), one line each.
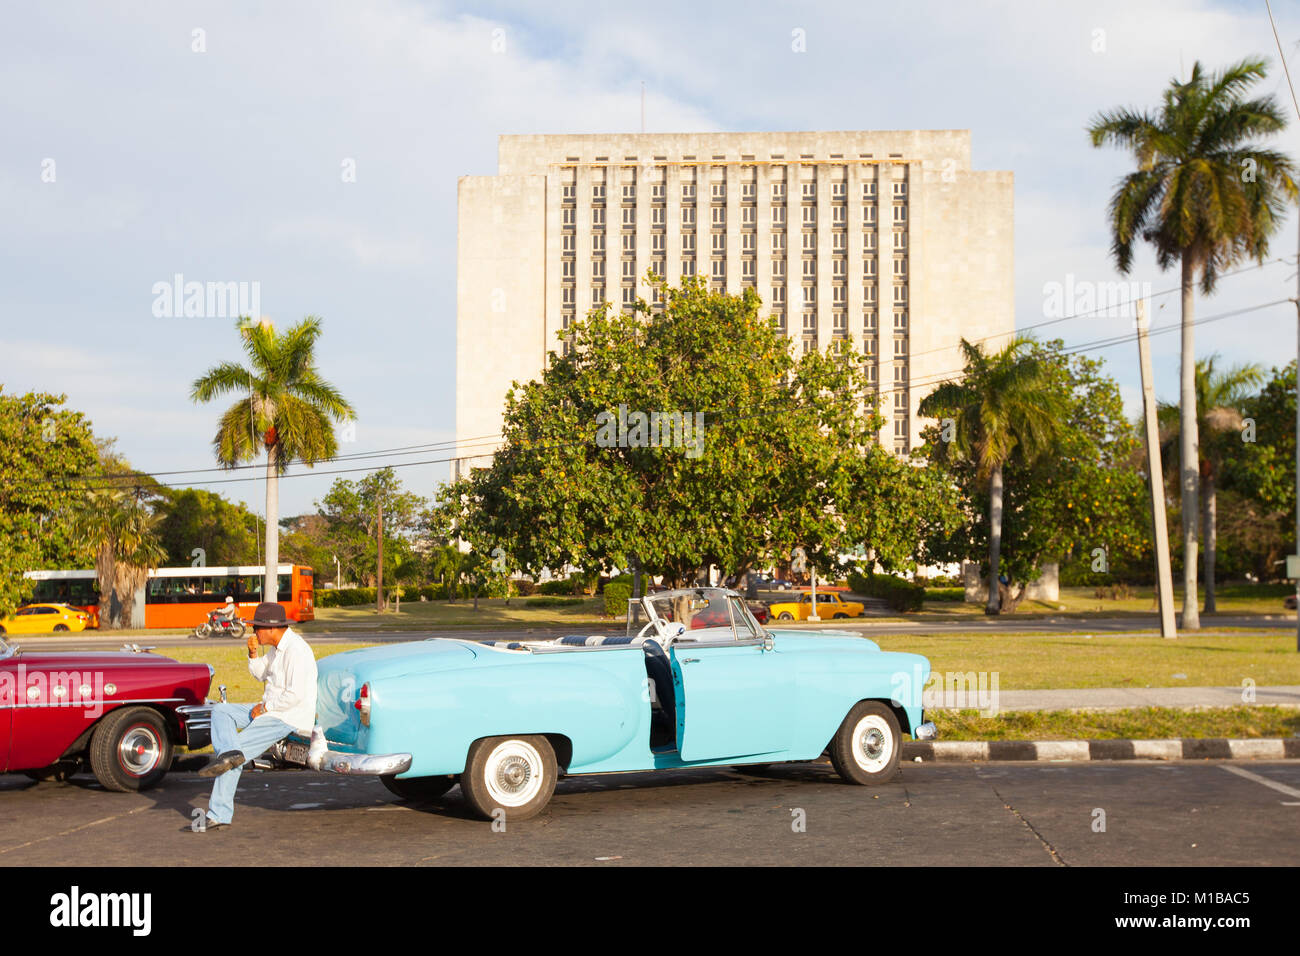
765 630 881 652
1 651 184 669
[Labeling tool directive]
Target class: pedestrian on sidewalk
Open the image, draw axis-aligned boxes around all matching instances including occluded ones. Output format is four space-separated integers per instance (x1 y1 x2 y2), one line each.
191 602 317 832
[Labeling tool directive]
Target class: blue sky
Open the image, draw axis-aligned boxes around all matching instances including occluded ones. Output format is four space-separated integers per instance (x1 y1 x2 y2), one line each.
4 0 1300 520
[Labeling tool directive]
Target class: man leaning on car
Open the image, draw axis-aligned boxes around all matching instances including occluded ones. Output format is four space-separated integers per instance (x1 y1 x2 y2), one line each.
191 602 318 832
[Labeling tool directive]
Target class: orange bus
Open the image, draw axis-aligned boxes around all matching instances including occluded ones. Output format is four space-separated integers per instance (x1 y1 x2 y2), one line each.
23 564 315 629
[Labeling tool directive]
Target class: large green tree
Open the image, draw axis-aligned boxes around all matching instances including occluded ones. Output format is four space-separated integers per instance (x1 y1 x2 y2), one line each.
155 487 260 567
920 340 1149 612
73 488 167 629
0 390 99 618
191 316 355 596
919 337 1066 613
1089 56 1297 628
1157 355 1263 611
318 467 428 595
438 277 956 584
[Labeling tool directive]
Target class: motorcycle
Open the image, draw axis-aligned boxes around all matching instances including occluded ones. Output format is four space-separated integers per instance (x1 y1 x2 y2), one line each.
192 611 246 640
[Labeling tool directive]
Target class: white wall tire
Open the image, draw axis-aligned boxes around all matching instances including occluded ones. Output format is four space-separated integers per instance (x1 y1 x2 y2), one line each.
460 735 557 821
829 701 902 786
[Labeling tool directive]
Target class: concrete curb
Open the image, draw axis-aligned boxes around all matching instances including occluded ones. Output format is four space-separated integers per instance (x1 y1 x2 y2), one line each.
904 738 1300 762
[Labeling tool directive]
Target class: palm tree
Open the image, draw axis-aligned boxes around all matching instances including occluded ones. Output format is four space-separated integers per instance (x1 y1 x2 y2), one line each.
192 317 355 597
1088 57 1297 628
74 489 167 629
919 337 1064 614
1157 355 1264 612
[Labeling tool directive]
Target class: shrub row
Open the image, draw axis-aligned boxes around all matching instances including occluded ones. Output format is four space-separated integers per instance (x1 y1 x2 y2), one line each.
846 572 925 613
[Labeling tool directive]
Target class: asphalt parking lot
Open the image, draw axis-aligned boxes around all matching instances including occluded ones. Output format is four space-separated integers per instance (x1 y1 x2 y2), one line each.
2 759 1297 866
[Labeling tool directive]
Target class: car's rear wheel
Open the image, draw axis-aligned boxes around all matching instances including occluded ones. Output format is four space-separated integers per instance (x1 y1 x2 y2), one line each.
53 624 69 631
88 706 172 792
829 701 902 786
459 735 557 821
380 774 457 802
777 612 794 621
833 613 848 619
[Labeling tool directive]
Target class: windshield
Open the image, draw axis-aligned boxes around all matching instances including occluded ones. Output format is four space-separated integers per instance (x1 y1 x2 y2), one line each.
628 588 764 641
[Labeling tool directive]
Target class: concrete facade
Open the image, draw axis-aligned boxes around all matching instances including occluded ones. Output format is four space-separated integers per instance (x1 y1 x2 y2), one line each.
456 131 1014 472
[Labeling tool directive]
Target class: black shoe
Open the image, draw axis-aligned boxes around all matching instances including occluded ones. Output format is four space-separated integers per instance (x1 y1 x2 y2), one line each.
197 751 246 778
181 818 229 833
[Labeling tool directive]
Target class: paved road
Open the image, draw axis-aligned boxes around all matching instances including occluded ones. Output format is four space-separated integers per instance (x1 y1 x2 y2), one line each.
3 760 1296 866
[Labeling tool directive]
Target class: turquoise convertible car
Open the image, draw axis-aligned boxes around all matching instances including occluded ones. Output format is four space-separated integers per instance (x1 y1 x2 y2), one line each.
281 587 935 820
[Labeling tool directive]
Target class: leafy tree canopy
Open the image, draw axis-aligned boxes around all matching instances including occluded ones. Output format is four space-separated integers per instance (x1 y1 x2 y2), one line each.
919 340 1151 587
0 389 99 617
438 277 958 583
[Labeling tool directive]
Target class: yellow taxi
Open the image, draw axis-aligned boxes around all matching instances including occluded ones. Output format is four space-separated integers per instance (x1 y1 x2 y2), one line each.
0 603 93 634
768 590 865 621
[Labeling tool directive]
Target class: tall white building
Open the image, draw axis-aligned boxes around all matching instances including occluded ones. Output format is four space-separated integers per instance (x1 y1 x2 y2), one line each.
456 131 1014 472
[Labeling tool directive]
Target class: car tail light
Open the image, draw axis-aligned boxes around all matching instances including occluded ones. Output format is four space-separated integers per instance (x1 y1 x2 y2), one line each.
354 683 371 726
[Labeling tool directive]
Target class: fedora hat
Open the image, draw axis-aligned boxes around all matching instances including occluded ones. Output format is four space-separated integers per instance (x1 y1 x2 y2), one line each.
251 603 291 629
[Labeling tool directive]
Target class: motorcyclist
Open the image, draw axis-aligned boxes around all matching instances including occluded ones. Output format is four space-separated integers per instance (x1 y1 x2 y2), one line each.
211 596 239 628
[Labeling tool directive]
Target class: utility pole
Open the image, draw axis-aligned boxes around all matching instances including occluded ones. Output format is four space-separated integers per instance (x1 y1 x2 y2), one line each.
809 567 821 622
1294 212 1300 652
376 499 384 614
1137 299 1177 638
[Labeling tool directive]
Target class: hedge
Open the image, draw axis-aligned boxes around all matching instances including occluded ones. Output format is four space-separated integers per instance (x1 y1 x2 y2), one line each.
525 596 586 609
603 582 632 617
846 572 924 613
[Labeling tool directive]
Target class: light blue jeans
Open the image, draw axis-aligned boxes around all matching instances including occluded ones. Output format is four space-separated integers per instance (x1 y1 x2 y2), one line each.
206 702 294 825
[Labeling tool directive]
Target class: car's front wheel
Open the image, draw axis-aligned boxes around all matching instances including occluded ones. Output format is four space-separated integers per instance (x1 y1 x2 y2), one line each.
88 706 172 792
829 701 902 786
380 774 457 802
460 735 557 821
777 612 794 621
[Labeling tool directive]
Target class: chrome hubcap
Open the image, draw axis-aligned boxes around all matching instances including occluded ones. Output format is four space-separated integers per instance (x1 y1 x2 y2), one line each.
496 756 532 794
860 728 885 761
119 727 161 776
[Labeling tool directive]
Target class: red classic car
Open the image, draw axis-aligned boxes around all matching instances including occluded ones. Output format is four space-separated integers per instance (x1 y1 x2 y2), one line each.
0 636 212 791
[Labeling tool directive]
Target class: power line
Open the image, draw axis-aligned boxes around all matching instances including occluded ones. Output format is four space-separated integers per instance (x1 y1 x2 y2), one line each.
40 296 1294 495
56 256 1290 488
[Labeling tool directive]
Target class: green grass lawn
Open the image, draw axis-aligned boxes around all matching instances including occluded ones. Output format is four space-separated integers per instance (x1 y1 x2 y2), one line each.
163 636 1300 745
920 583 1294 616
165 630 1300 705
933 706 1300 741
872 631 1300 689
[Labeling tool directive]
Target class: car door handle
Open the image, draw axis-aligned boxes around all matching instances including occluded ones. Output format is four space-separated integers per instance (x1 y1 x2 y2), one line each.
681 658 700 664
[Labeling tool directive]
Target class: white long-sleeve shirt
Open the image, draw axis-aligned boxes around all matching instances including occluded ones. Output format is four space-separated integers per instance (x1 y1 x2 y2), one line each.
248 627 318 734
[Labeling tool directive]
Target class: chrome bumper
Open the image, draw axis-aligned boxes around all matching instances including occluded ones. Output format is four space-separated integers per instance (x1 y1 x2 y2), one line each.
176 704 212 750
313 750 413 776
914 720 937 741
266 733 412 776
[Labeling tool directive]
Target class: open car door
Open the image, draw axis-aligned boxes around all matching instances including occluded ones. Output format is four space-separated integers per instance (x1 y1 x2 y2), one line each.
669 595 793 761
